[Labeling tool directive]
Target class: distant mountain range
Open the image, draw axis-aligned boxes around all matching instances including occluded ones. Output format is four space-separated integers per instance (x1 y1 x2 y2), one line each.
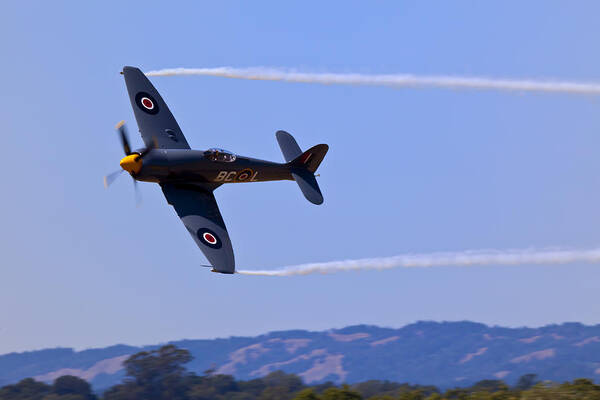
2 321 600 391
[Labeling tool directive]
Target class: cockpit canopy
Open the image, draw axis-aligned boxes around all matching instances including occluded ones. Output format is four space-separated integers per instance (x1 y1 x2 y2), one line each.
204 148 237 162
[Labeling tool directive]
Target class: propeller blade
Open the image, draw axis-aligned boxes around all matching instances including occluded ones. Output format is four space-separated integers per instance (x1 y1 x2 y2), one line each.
103 170 124 188
133 178 142 207
115 120 131 155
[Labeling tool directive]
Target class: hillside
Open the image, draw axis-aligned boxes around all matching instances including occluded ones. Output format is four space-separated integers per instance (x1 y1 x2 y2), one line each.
2 321 600 390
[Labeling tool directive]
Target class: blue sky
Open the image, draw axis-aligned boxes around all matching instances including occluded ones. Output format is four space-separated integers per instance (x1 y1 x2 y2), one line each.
2 1 600 354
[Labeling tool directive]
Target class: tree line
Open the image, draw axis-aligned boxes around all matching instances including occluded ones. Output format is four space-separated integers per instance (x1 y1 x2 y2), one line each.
1 345 600 400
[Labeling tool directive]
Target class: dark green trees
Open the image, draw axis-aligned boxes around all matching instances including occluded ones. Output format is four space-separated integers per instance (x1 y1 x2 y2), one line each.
104 345 192 400
0 376 95 400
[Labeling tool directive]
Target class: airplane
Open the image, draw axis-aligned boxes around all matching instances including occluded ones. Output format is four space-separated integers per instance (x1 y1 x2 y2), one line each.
104 66 328 274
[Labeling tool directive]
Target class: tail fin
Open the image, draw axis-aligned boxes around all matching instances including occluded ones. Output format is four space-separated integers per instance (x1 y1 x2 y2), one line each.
276 130 329 205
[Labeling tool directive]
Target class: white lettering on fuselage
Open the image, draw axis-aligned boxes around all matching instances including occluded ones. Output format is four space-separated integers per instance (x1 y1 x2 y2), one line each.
215 171 228 181
225 171 236 182
214 170 260 182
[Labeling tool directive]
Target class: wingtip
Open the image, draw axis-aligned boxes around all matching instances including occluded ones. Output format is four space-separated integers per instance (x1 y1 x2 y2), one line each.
275 130 291 138
123 66 143 74
103 176 109 189
115 120 125 130
211 268 236 274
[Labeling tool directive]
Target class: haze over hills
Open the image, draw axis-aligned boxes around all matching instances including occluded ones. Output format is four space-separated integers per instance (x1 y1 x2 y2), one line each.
2 321 600 391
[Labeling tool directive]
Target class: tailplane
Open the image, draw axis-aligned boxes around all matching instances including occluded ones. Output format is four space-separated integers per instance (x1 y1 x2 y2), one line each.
276 130 328 205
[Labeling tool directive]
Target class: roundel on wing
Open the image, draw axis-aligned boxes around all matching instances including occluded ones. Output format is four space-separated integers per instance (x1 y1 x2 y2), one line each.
236 169 253 182
197 228 222 249
135 92 159 115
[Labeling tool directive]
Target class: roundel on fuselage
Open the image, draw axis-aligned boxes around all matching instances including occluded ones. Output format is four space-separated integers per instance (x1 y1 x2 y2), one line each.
236 169 253 182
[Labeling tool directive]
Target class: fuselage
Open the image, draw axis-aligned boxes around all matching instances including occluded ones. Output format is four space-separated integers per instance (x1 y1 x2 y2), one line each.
128 149 294 184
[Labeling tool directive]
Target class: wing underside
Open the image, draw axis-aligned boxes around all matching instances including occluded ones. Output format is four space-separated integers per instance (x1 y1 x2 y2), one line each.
161 183 235 274
122 66 191 150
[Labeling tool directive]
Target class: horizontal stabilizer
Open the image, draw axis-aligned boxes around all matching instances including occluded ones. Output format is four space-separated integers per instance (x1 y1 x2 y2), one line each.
276 130 302 162
291 169 324 205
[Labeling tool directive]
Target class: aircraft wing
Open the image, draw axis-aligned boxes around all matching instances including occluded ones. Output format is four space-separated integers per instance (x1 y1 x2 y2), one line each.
122 66 191 150
160 183 235 274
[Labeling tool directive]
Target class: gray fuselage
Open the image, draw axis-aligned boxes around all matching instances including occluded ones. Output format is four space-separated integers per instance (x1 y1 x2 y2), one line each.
135 149 294 184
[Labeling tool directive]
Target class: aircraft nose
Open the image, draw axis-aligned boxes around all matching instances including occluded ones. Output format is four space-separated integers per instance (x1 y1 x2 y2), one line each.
119 154 142 174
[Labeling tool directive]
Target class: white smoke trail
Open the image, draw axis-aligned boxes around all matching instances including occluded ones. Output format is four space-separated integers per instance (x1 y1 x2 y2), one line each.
146 67 600 95
237 247 600 276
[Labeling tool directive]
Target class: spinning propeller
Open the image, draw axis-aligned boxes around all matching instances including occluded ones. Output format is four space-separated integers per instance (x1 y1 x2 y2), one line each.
103 121 155 205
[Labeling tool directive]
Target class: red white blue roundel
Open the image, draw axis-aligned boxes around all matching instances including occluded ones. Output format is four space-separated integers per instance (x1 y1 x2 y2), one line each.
141 97 154 110
236 168 253 182
197 228 222 249
135 92 159 115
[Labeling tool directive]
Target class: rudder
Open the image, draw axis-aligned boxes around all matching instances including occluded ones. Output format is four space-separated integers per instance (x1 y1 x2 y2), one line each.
290 144 328 173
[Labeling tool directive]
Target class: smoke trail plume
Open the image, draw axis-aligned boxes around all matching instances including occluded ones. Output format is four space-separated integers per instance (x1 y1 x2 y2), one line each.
237 247 600 276
146 67 600 95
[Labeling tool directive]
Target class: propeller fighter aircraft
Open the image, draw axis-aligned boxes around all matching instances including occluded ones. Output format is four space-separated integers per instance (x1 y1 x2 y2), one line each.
105 66 328 274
